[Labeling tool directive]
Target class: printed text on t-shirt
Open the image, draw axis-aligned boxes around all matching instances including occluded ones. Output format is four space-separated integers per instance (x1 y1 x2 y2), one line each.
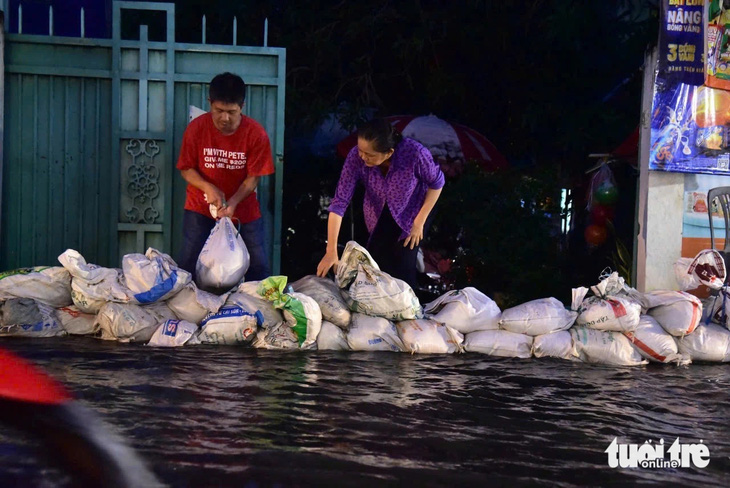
202 147 247 170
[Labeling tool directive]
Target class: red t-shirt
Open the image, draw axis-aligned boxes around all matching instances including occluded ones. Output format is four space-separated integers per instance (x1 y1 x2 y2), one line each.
176 113 275 223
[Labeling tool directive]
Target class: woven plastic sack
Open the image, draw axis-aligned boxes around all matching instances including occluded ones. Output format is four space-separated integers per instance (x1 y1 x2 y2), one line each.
317 320 350 351
624 315 689 365
335 241 379 289
195 217 250 292
0 299 65 338
346 313 404 352
58 249 137 313
226 292 284 329
532 331 578 360
0 266 72 307
258 276 322 348
346 264 422 321
251 322 300 350
573 274 641 333
94 302 176 343
463 329 532 358
291 275 351 329
148 319 198 347
123 248 191 303
676 323 730 362
56 305 96 335
424 287 501 333
166 282 229 324
645 290 702 337
396 319 463 354
674 249 726 291
570 326 647 366
499 297 576 336
195 305 259 345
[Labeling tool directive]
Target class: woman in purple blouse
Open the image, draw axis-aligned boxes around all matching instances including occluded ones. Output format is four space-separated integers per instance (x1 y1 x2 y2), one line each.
316 118 445 289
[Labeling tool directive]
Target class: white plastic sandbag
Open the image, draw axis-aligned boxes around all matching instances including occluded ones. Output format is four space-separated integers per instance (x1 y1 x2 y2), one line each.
148 319 198 347
424 287 501 334
256 277 322 348
195 305 259 345
676 323 730 362
195 217 250 291
0 299 66 337
56 305 96 335
624 315 689 364
226 292 284 329
291 275 351 329
317 320 350 351
674 249 726 291
94 302 176 343
346 313 404 352
499 297 576 336
0 266 72 307
58 249 137 313
335 241 379 289
166 282 229 324
645 290 702 337
463 329 532 358
532 331 578 360
396 319 463 354
122 248 191 303
570 326 647 366
346 264 422 321
573 274 642 332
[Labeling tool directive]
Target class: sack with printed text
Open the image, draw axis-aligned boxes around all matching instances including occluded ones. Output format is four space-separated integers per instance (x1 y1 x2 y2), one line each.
424 287 501 333
0 298 66 337
196 217 250 292
257 276 322 348
0 266 72 308
573 272 642 333
123 248 191 303
396 319 463 354
148 319 198 347
251 321 300 350
346 265 422 321
226 292 284 329
193 306 260 345
58 249 137 314
674 249 726 291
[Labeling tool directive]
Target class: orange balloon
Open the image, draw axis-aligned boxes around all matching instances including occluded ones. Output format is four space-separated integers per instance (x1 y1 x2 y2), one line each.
584 224 608 247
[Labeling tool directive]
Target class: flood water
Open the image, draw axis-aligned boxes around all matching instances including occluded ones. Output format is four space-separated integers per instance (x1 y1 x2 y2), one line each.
1 336 729 487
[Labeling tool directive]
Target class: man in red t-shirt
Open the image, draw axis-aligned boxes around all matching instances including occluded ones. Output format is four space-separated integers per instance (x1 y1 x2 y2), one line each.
176 72 275 282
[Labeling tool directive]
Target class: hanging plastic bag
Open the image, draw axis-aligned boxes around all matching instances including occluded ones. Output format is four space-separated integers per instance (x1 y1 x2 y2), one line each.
195 217 250 292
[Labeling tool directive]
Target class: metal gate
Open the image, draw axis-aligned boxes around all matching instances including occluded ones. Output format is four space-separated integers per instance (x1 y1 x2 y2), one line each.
0 1 285 272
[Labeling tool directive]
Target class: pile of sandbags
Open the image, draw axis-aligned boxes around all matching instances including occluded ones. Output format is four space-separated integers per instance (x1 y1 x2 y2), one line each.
4 243 730 365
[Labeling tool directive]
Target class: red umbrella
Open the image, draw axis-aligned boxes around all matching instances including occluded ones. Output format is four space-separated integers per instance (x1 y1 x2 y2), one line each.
336 114 508 173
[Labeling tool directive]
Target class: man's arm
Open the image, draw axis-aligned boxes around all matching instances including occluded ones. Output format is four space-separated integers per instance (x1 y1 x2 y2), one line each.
217 175 260 219
180 168 226 210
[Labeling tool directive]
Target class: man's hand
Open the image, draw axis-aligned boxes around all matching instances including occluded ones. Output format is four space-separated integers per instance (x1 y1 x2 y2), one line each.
217 202 236 219
204 185 227 211
317 250 340 277
403 218 425 249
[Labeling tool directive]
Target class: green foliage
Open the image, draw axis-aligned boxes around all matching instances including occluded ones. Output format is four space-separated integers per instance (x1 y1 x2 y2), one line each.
428 162 569 308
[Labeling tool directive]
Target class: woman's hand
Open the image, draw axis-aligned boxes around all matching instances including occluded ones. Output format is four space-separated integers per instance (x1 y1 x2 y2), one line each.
317 250 340 277
403 218 425 249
